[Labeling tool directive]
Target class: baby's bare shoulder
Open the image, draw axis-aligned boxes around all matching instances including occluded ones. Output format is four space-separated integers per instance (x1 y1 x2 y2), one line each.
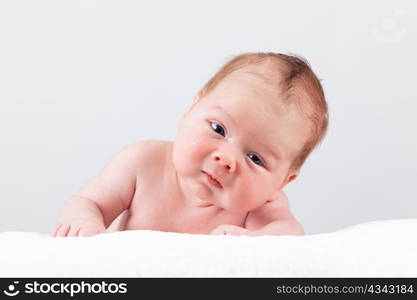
123 139 172 170
128 139 171 153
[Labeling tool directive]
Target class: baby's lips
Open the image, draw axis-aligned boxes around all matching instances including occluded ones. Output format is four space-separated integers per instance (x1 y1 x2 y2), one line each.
202 170 223 188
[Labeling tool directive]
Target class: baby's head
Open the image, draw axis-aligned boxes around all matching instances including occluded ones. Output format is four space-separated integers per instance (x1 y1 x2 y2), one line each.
173 53 328 212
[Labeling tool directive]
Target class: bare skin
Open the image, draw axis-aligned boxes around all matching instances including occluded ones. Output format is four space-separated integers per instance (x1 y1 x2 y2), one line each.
52 67 307 237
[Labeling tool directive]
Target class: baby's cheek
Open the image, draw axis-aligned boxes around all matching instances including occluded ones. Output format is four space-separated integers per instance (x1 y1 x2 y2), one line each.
186 136 209 163
173 134 208 174
232 173 265 211
195 136 209 152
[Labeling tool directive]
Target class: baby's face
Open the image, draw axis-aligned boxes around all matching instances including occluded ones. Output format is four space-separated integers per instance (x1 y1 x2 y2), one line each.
173 69 310 212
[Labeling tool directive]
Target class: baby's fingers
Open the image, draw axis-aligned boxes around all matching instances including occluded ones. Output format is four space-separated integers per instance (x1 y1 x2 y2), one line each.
67 226 82 237
51 224 60 237
53 224 70 237
211 225 251 236
78 226 101 237
52 222 105 238
211 227 226 235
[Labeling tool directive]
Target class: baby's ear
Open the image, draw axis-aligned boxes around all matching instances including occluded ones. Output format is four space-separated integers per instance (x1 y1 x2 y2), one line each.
282 170 299 187
287 173 298 184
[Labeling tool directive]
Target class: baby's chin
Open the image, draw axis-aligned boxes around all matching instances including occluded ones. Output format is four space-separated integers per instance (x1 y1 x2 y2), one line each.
190 178 258 213
193 187 240 212
215 198 253 213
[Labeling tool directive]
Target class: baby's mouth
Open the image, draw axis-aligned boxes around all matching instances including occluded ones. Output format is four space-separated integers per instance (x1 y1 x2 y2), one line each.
202 171 223 189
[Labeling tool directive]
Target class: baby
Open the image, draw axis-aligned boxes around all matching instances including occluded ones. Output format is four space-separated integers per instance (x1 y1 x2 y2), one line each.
52 52 328 237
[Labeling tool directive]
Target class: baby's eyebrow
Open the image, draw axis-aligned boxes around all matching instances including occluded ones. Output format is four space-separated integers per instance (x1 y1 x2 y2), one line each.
209 105 236 125
258 140 282 161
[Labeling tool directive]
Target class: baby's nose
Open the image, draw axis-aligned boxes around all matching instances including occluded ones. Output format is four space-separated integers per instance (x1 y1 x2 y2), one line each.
213 153 236 173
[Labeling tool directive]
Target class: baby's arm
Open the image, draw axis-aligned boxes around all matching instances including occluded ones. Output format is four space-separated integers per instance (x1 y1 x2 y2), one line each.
211 191 304 236
52 141 144 237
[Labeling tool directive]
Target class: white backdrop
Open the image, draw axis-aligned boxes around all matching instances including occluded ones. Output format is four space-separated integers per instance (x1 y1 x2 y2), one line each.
0 0 416 234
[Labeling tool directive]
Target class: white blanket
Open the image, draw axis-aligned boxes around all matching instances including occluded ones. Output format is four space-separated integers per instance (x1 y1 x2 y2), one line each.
1 219 416 277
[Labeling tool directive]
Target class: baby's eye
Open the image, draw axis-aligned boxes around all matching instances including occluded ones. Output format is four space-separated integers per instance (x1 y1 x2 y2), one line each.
247 153 265 167
210 122 226 136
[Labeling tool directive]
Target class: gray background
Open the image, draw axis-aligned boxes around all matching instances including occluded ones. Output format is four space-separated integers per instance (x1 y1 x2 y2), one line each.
1 0 416 235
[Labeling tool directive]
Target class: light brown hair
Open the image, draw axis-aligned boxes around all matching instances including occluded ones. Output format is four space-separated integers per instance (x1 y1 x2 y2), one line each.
198 52 328 171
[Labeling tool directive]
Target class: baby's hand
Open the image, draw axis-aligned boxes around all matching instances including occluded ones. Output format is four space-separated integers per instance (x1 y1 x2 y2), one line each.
52 220 106 238
210 224 255 236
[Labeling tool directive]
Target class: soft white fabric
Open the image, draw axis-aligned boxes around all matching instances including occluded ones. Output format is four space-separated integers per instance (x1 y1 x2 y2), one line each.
1 219 416 277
